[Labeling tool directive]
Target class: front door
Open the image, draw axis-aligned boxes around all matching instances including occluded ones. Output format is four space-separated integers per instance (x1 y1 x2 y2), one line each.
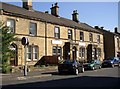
10 44 18 66
72 46 77 60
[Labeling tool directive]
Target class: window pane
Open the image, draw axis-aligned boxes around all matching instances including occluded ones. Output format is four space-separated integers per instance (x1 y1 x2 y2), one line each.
80 32 84 41
54 27 60 38
27 46 32 60
7 19 15 33
53 46 57 55
30 22 37 36
97 35 100 43
89 33 93 42
33 46 38 60
79 48 85 58
68 29 72 40
55 27 59 33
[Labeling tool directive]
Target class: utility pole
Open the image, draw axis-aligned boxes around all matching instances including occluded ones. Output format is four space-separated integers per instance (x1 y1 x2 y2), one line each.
24 45 27 76
21 37 29 76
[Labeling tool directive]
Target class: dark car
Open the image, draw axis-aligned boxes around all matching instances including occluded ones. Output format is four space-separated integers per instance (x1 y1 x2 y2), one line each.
58 60 84 75
83 59 102 70
102 57 120 67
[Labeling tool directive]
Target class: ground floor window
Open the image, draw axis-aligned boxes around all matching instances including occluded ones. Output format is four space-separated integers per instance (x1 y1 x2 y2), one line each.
97 48 101 57
27 45 39 61
79 47 85 59
53 46 62 57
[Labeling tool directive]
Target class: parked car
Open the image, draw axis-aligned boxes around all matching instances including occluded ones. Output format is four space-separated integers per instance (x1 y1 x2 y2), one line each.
58 60 84 75
102 57 120 67
83 59 102 70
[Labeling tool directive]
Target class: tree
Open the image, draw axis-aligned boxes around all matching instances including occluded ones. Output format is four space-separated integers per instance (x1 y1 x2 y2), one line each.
0 22 16 73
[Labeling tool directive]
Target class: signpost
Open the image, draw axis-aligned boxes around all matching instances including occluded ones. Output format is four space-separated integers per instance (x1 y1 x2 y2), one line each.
21 37 29 76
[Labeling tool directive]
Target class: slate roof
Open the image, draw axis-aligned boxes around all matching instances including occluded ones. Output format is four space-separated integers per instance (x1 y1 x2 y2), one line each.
1 2 102 34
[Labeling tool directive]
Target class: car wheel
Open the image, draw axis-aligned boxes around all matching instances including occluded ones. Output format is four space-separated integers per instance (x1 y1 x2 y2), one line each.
99 65 101 69
112 64 114 68
118 63 120 67
75 69 79 75
92 66 95 70
81 67 84 73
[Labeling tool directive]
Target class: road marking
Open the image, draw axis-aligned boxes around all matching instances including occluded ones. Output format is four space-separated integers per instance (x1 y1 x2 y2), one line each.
17 77 27 80
33 74 52 78
17 74 52 80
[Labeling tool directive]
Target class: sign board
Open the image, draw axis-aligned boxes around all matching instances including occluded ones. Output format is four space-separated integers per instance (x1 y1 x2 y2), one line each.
79 42 86 46
52 40 62 45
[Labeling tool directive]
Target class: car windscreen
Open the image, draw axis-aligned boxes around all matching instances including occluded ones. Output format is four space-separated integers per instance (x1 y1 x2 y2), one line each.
106 58 114 60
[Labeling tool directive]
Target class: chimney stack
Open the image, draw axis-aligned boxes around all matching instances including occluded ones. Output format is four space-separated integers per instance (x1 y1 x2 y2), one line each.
94 26 99 29
45 11 49 14
22 0 33 10
72 10 79 22
114 27 118 33
50 3 59 17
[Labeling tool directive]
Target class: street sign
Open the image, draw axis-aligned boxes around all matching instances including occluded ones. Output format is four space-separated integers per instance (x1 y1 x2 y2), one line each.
21 37 29 45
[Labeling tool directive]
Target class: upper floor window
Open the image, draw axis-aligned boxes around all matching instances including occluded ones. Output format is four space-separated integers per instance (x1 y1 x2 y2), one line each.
7 19 15 33
97 48 101 57
54 27 60 39
80 32 84 41
68 29 72 40
117 38 120 48
89 33 93 42
29 22 37 36
97 35 100 43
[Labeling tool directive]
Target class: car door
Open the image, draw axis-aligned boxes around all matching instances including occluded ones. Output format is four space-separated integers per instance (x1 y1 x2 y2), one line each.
95 60 100 69
114 58 119 65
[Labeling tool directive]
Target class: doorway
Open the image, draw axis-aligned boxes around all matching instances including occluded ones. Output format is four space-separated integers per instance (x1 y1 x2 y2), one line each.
72 46 77 60
10 43 18 66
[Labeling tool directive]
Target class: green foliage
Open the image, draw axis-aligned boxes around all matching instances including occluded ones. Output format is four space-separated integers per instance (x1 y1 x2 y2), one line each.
0 21 15 73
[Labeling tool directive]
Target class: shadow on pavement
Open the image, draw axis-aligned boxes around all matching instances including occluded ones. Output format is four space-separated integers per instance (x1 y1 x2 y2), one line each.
2 76 119 89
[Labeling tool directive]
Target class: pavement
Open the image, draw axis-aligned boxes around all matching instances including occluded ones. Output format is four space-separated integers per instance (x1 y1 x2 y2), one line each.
1 66 58 81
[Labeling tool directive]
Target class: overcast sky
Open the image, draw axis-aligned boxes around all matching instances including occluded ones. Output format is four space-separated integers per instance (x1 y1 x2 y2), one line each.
1 0 119 32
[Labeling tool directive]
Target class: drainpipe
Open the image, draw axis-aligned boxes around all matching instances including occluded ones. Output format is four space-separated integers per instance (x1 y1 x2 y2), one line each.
74 26 77 43
45 21 47 56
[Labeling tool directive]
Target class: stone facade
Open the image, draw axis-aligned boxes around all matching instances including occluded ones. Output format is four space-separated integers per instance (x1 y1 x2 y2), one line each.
1 2 104 66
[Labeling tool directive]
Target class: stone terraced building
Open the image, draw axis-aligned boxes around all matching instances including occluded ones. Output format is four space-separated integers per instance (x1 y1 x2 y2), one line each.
0 0 104 66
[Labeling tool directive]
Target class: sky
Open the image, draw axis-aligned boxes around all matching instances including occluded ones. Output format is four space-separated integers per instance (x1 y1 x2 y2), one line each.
1 0 119 32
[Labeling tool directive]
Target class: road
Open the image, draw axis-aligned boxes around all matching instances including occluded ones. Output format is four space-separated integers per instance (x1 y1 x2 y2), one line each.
1 67 120 89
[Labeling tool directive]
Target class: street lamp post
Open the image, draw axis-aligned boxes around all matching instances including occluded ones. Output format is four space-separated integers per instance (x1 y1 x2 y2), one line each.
21 37 29 76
